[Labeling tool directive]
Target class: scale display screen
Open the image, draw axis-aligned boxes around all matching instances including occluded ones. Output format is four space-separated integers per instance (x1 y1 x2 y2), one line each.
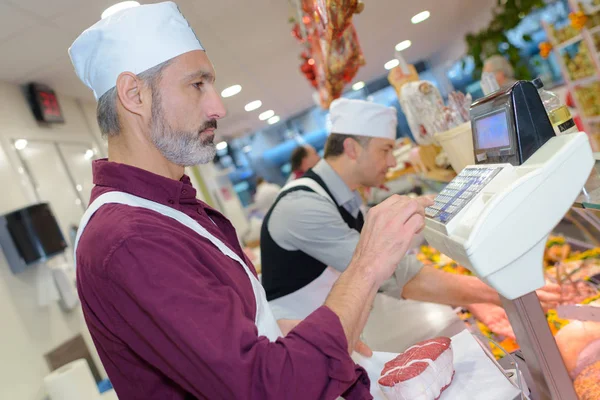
475 110 510 150
426 166 504 224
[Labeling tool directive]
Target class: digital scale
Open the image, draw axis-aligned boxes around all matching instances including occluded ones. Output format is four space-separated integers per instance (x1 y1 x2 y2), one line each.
424 81 596 400
470 81 555 166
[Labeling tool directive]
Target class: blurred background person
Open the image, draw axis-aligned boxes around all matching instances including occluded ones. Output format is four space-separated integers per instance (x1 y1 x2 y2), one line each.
254 177 281 216
482 54 517 89
287 145 321 183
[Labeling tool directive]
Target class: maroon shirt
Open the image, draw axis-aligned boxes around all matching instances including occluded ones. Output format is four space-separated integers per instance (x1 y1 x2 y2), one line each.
77 160 371 400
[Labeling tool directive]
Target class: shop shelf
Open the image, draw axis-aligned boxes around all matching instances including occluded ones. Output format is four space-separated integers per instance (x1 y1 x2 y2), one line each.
556 34 584 50
571 75 600 86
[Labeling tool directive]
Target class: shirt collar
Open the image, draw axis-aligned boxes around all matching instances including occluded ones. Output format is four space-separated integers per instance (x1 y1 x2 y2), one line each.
92 159 198 206
312 159 360 210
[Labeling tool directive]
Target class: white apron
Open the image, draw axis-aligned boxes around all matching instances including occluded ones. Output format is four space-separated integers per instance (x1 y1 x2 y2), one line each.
268 178 343 320
73 191 282 342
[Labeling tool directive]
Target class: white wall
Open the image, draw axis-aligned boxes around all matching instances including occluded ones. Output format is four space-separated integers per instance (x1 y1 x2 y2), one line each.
0 80 106 400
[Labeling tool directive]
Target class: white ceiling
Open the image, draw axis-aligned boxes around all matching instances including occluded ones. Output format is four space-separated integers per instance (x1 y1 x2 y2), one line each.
0 0 496 138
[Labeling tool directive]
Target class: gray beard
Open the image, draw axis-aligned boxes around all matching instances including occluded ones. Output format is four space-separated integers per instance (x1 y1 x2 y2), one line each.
149 95 216 167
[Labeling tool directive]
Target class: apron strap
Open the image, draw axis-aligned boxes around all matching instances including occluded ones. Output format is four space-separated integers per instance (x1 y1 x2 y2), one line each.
74 191 282 341
280 177 335 205
75 192 250 272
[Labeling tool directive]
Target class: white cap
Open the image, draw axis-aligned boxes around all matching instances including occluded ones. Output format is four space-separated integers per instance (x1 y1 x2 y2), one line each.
329 98 397 140
69 1 204 100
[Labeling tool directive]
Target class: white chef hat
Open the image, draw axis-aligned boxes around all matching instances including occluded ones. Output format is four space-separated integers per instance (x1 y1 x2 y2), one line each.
69 1 204 100
329 98 397 140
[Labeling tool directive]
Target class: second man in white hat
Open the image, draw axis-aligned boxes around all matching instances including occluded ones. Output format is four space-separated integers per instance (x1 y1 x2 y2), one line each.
261 98 561 327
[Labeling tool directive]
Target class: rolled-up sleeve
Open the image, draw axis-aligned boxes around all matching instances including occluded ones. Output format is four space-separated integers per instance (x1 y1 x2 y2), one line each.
100 234 371 400
395 253 424 294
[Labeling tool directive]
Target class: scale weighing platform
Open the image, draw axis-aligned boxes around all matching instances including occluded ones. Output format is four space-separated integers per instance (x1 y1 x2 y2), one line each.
423 81 596 400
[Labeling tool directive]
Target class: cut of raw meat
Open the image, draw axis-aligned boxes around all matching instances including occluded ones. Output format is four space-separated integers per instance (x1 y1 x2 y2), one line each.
378 337 454 400
574 361 600 400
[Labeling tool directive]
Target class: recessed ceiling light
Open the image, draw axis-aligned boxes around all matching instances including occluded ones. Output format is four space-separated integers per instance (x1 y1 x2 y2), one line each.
14 139 28 150
216 142 228 151
411 11 430 24
267 116 280 125
101 1 140 19
384 59 400 70
259 110 275 121
244 100 262 112
221 85 242 98
395 40 412 52
352 81 365 91
76 184 83 192
84 149 94 160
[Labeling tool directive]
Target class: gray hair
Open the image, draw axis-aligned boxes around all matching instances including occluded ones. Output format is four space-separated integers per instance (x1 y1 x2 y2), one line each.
484 55 514 79
324 133 371 158
96 59 173 137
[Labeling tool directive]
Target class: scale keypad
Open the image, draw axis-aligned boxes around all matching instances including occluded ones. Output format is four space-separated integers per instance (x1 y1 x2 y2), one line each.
426 167 502 224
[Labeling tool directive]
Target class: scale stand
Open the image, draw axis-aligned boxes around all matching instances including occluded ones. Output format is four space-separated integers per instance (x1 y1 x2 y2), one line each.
500 243 577 400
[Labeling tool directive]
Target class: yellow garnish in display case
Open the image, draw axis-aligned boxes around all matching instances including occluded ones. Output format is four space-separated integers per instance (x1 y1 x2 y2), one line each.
547 235 566 247
565 248 600 263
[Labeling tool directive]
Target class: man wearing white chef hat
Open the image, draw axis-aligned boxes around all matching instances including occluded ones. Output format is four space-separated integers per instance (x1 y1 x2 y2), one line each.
261 98 562 326
70 2 434 399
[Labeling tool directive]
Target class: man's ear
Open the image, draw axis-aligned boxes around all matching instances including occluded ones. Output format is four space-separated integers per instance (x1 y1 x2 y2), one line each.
115 72 148 117
343 137 360 160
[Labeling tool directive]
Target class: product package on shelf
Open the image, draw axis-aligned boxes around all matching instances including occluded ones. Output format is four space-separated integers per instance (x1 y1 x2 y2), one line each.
550 19 582 44
543 0 600 150
574 81 600 117
561 40 596 81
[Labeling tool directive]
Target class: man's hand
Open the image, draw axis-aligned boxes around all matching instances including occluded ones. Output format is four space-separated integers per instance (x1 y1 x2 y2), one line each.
467 303 515 339
354 340 373 358
325 195 432 356
536 283 563 311
352 195 433 286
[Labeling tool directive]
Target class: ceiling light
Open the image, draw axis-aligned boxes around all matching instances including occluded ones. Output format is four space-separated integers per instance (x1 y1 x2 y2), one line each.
101 1 140 19
395 40 412 52
221 85 242 98
259 110 275 121
245 100 262 112
267 116 280 125
75 198 82 205
14 139 28 150
384 59 400 70
84 149 94 160
352 81 365 91
76 184 83 192
411 11 430 24
216 142 228 151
